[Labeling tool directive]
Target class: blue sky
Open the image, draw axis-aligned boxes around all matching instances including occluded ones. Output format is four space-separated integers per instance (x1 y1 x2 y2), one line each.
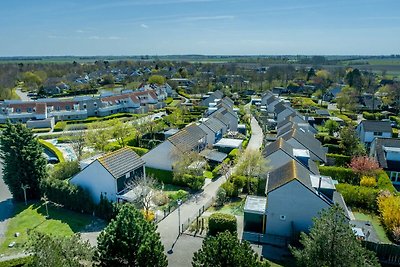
0 0 399 56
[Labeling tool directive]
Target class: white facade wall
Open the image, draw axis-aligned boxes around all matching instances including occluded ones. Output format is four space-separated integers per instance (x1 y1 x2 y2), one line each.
198 124 215 146
141 140 175 171
266 180 330 237
70 160 117 204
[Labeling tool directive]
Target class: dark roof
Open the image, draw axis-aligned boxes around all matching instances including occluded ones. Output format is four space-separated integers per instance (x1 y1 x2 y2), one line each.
168 124 206 152
372 138 400 169
97 147 144 179
200 149 227 163
316 109 330 116
276 115 306 129
266 160 312 194
360 120 392 133
202 117 225 133
212 112 230 127
279 128 327 162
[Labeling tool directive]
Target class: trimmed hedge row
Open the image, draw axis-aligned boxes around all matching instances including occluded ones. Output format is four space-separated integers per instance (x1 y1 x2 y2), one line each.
129 146 149 156
336 183 379 211
319 166 358 184
377 171 397 193
363 111 386 121
145 167 174 184
53 121 67 132
323 144 343 154
326 153 351 167
38 139 65 163
208 212 237 236
0 256 32 267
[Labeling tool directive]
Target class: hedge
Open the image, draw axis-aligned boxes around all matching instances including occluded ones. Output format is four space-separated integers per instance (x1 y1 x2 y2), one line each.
363 112 386 121
129 146 149 156
38 139 65 163
228 148 239 161
326 153 351 167
0 256 33 267
377 171 397 193
336 183 379 211
208 213 237 236
40 178 95 214
242 140 249 149
31 128 51 133
323 144 343 154
319 166 358 184
164 97 174 105
145 167 174 184
53 121 67 132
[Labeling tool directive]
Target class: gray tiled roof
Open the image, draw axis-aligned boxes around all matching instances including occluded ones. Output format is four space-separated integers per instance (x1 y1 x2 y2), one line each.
98 147 144 179
168 124 206 152
360 120 392 133
200 149 227 163
211 111 230 126
202 117 225 133
371 137 400 169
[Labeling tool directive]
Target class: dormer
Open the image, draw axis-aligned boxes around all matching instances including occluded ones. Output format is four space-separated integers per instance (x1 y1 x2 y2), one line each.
293 148 310 167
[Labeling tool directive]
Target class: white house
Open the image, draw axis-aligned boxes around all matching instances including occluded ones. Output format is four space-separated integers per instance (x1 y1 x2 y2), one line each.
356 120 392 145
198 117 226 146
71 147 145 204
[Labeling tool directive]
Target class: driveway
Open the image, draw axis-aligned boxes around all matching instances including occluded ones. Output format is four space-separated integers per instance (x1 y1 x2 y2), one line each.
15 89 31 101
0 161 15 250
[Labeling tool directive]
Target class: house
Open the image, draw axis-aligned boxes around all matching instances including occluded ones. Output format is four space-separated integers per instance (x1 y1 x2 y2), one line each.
198 117 226 146
209 107 238 131
200 90 224 107
277 120 317 137
142 124 207 171
322 86 343 102
370 137 400 185
70 148 145 204
278 128 327 163
243 160 348 239
356 120 392 146
263 138 320 175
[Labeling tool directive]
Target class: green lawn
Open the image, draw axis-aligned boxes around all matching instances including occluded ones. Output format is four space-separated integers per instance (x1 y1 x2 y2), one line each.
208 197 245 216
353 211 392 244
0 202 94 256
203 171 213 179
169 100 181 107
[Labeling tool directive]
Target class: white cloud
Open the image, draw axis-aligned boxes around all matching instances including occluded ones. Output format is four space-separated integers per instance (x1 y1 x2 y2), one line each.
141 24 149 28
76 29 84 33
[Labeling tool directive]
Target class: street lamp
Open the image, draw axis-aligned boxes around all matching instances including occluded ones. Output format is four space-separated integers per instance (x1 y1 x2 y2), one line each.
177 199 182 235
41 194 49 218
21 184 30 206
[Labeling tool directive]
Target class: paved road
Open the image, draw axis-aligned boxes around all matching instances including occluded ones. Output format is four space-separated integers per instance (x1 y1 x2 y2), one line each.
15 89 31 101
157 115 264 266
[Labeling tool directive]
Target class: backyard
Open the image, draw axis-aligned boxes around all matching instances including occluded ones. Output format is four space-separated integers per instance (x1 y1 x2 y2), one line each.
353 211 392 244
0 202 95 256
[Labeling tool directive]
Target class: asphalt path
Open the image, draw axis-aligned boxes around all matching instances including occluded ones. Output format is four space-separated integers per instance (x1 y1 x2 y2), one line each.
0 161 15 256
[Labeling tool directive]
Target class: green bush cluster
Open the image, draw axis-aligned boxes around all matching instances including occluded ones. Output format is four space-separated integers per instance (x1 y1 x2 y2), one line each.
145 167 174 184
31 128 51 133
53 121 67 132
38 139 65 163
363 112 386 121
40 178 95 214
182 174 205 191
316 134 341 145
129 146 149 156
168 190 189 201
377 171 397 193
242 140 249 149
336 183 379 211
221 181 239 198
212 165 223 179
326 153 351 167
323 144 343 154
319 166 358 184
164 97 173 105
228 148 239 161
0 256 33 267
208 212 237 236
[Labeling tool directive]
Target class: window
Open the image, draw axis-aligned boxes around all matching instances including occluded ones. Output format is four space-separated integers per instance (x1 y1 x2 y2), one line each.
16 108 21 113
280 215 286 221
373 132 382 136
65 105 70 111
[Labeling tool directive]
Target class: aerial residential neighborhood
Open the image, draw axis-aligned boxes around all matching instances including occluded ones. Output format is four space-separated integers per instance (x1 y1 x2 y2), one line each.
1 1 400 267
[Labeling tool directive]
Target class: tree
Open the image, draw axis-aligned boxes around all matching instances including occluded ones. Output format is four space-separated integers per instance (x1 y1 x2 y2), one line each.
96 204 167 267
172 149 206 179
290 205 379 267
349 156 381 177
336 86 358 112
86 120 112 152
324 119 339 136
0 123 47 201
109 119 135 147
339 126 365 156
235 149 268 193
148 75 166 85
126 175 157 220
192 231 268 267
27 232 94 267
66 128 86 161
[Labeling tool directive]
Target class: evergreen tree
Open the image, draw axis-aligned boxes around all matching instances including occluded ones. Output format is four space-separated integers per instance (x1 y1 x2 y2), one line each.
290 205 379 267
192 231 269 267
96 204 167 267
0 122 47 201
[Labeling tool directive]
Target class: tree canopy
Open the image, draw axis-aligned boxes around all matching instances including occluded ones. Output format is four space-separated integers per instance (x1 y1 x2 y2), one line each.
192 231 269 267
290 205 379 267
96 204 167 267
0 122 47 200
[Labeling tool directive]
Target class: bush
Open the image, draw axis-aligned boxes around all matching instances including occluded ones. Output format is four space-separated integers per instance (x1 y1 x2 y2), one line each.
228 148 239 161
323 144 343 154
221 181 238 197
53 121 67 132
152 192 169 206
377 193 400 238
208 213 237 236
319 166 359 184
360 176 377 187
38 139 65 163
50 160 80 180
183 174 205 191
168 190 189 201
95 193 117 221
377 171 397 193
212 164 223 179
164 97 173 105
242 140 249 149
129 146 149 156
232 175 246 191
336 183 379 211
146 167 174 184
31 128 51 133
243 177 259 195
0 256 33 267
327 153 351 167
40 178 95 214
216 188 227 207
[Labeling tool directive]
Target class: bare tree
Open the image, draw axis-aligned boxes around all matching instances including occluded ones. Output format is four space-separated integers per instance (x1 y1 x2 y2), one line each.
125 175 157 218
65 128 86 161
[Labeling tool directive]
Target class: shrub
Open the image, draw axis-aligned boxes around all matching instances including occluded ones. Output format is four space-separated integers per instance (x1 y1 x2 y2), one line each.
349 156 381 177
152 192 169 206
53 121 67 132
168 190 189 201
336 183 379 211
228 148 239 161
377 193 400 239
319 166 359 184
377 171 397 193
208 213 237 236
145 167 174 184
38 139 65 163
95 193 117 221
129 146 149 156
323 144 343 154
50 160 80 180
232 175 246 191
0 256 33 267
242 140 249 149
183 174 205 191
212 164 222 179
31 128 51 133
216 188 227 207
327 153 351 167
360 176 377 187
243 177 259 195
221 181 238 197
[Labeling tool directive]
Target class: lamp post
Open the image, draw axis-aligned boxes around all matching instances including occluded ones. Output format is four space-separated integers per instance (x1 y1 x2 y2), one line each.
41 194 49 218
21 184 29 206
177 199 182 235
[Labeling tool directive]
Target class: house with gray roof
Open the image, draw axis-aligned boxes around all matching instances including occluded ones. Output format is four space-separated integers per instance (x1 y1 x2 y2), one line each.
278 128 327 163
356 120 392 146
142 124 207 171
200 90 224 107
210 107 238 131
198 117 226 146
370 137 400 185
70 147 145 204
